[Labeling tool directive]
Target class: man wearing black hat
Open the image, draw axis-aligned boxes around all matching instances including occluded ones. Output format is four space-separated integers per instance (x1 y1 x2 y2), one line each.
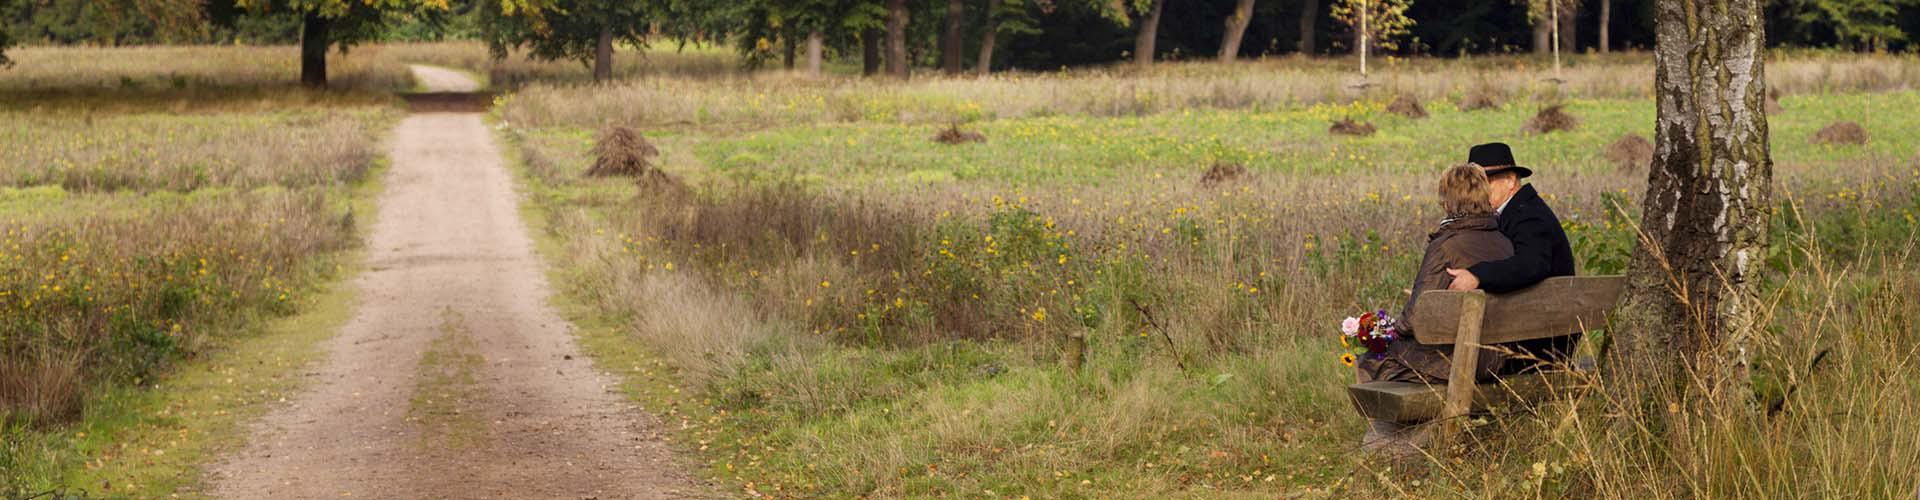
1444 143 1579 370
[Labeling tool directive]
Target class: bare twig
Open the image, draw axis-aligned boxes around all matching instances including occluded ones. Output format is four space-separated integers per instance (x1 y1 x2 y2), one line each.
1128 298 1187 374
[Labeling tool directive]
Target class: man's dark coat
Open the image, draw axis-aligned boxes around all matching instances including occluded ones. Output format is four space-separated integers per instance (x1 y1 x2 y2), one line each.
1466 183 1580 369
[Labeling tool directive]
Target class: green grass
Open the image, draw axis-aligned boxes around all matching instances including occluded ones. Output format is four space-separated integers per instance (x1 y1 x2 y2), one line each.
408 310 488 451
0 222 370 498
511 72 1920 497
516 91 1919 192
0 59 400 495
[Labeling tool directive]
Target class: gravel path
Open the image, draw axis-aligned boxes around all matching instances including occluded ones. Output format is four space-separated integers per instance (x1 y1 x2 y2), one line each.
207 66 704 499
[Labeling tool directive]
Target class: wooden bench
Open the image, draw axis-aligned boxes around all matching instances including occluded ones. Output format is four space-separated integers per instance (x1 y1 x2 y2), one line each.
1347 275 1626 440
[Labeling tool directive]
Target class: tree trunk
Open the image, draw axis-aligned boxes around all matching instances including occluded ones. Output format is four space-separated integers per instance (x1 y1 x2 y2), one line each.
1607 0 1771 428
1133 0 1165 65
806 31 824 77
887 0 910 78
976 0 1001 74
1558 0 1578 55
1533 12 1552 54
299 10 329 88
942 0 965 74
1358 0 1367 75
1219 0 1257 61
1297 0 1317 54
1598 0 1611 53
782 33 797 70
594 27 614 82
863 29 882 76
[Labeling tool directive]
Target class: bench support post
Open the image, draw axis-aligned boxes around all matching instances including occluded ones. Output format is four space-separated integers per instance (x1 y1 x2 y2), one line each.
1436 291 1486 444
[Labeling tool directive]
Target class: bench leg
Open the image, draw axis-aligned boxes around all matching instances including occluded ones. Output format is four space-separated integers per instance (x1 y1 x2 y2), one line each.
1435 292 1487 445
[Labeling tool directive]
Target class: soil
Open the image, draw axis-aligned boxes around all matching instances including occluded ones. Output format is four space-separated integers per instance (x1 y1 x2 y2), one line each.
207 66 707 499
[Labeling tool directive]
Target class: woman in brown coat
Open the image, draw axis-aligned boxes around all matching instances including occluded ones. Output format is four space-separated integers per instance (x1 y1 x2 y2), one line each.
1357 164 1514 450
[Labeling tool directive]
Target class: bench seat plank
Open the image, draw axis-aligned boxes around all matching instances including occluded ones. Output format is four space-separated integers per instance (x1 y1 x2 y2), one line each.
1409 275 1626 345
1347 371 1582 422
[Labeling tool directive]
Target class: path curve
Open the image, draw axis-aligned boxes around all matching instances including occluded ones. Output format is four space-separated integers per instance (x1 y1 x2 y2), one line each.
208 66 704 499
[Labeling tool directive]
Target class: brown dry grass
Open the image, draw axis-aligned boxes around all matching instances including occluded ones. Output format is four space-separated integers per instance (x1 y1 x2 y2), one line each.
1523 104 1581 135
0 110 389 192
587 125 661 177
1198 162 1250 187
1386 94 1429 119
1330 118 1378 136
1811 121 1869 145
501 51 1920 129
1605 133 1655 172
932 123 987 145
1459 85 1504 111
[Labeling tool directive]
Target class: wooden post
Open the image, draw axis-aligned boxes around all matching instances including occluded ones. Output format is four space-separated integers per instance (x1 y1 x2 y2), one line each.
1436 291 1486 443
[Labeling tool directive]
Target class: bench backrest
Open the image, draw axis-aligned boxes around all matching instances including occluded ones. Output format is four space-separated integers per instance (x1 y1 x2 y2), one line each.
1409 275 1627 345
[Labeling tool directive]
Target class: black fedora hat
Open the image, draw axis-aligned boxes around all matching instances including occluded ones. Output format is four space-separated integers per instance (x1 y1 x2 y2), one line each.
1467 142 1534 178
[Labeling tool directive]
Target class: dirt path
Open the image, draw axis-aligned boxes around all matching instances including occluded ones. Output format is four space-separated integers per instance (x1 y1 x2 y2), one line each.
208 66 704 499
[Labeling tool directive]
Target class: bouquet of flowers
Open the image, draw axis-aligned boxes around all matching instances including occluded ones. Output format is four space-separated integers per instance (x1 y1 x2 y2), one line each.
1338 310 1400 367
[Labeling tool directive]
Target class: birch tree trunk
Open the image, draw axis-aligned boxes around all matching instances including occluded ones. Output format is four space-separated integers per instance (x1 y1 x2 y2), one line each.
1133 0 1165 65
1607 0 1772 422
1219 0 1257 61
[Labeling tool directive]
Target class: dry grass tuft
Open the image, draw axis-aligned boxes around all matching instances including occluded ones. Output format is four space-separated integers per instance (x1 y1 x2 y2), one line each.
1199 162 1250 187
1811 121 1868 145
1458 86 1503 111
1386 94 1429 119
1522 104 1580 135
932 123 987 145
1329 118 1378 137
0 349 85 423
587 125 661 177
1604 133 1655 173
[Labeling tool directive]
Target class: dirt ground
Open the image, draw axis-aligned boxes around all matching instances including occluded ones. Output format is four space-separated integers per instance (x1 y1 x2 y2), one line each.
206 66 706 499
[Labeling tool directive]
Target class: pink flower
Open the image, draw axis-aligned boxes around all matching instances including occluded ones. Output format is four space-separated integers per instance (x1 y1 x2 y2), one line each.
1341 317 1361 336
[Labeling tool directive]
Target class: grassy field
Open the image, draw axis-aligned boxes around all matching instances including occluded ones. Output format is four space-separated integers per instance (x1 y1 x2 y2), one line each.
503 49 1920 497
0 46 402 496
0 42 1915 498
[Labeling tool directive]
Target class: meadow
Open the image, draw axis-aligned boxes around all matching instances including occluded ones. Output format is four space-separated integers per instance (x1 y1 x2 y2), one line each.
0 41 1914 498
501 50 1920 497
0 46 400 495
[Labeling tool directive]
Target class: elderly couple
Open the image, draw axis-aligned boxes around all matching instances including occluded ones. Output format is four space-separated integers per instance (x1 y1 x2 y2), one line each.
1354 142 1577 451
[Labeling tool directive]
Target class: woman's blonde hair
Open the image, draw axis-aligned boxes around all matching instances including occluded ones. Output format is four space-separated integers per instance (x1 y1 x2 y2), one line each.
1438 163 1494 217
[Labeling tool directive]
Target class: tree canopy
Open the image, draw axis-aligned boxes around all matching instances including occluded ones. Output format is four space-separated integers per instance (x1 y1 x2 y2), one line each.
3 0 1919 77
